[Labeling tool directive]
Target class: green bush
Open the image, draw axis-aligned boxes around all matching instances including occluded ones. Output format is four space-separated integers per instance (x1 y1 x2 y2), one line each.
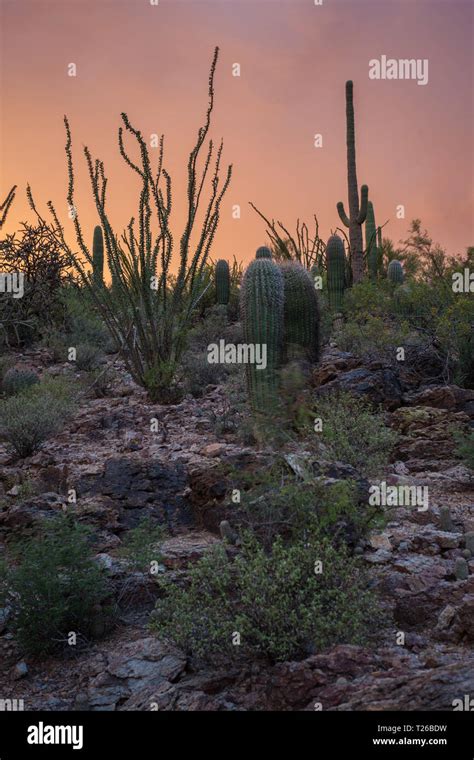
237 472 379 549
75 343 103 371
119 518 166 572
61 287 109 349
182 352 229 398
336 315 410 360
151 530 376 663
1 367 40 396
314 392 397 477
4 514 113 655
454 430 474 470
0 377 75 458
436 298 474 388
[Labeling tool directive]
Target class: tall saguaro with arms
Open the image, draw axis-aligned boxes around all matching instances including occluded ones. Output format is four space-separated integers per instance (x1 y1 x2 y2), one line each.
337 80 368 284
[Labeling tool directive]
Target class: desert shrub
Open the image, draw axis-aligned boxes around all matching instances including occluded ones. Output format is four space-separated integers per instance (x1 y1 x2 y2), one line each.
61 287 110 349
74 343 103 371
0 219 71 345
0 355 14 383
182 352 228 398
454 430 474 470
84 366 116 398
343 280 394 320
151 530 376 663
314 392 397 477
2 367 40 396
119 518 166 572
236 473 379 549
4 514 113 655
0 377 75 458
336 315 410 360
41 327 68 362
187 304 229 351
436 298 474 388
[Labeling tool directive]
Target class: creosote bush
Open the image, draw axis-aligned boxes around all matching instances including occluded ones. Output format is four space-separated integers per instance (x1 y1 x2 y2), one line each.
2 514 113 655
314 391 397 477
0 377 75 458
151 530 376 664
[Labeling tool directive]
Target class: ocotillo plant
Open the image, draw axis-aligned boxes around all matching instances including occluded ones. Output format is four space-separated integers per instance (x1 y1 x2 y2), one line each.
250 203 326 270
337 81 368 284
326 234 346 311
365 202 378 280
215 259 230 304
30 48 232 403
387 260 404 284
0 186 16 230
241 258 284 412
280 263 320 363
92 226 104 287
256 245 272 259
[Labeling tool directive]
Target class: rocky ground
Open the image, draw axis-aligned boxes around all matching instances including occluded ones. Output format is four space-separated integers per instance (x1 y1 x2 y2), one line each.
0 344 473 711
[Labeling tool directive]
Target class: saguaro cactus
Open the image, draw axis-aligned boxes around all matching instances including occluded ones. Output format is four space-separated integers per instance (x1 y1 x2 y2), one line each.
215 259 230 304
92 225 104 287
387 259 404 284
337 81 368 284
326 235 346 311
256 246 272 259
241 258 284 412
280 263 320 363
365 202 378 280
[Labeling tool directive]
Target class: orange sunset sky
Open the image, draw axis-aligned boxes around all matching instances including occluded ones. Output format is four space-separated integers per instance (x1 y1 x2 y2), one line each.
1 0 473 271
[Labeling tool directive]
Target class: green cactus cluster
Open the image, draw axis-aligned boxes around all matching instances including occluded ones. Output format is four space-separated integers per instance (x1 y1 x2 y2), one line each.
387 259 404 285
240 248 321 412
92 226 104 288
281 263 320 363
326 235 346 311
215 259 230 305
241 256 284 412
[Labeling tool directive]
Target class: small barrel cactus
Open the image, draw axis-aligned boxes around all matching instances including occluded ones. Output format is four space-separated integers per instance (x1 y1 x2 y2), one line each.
92 226 104 287
387 260 404 284
326 235 346 311
215 259 230 305
365 202 378 280
280 263 320 363
2 368 40 396
255 246 272 259
241 258 284 412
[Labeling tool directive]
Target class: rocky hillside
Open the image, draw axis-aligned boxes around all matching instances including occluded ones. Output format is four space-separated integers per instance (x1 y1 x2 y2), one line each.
0 340 473 712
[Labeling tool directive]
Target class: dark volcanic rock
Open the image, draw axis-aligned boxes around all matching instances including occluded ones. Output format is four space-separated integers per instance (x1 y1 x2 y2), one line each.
314 365 404 410
76 458 191 530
